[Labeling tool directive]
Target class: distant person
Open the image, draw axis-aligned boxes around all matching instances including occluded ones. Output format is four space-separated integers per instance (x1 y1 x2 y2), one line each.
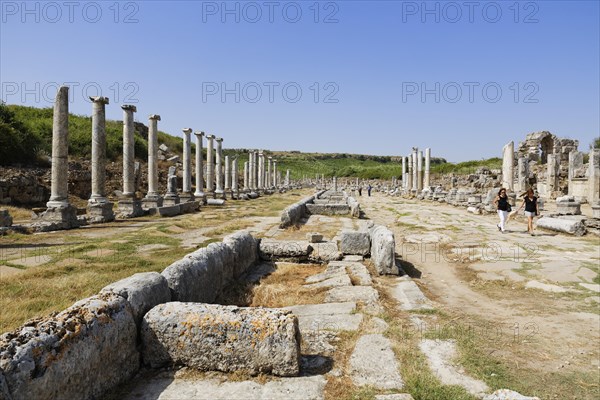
367 184 372 197
493 188 510 233
517 188 538 236
358 186 362 196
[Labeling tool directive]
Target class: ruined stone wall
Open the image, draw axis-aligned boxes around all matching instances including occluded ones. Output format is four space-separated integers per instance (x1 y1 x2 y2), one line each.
0 230 263 400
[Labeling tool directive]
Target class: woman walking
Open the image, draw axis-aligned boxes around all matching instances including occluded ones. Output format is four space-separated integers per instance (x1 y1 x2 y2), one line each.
494 188 510 233
518 188 539 236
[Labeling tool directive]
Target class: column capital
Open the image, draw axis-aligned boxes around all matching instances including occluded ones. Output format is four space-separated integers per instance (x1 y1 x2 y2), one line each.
194 131 205 138
206 134 216 140
216 137 223 143
121 104 137 112
268 156 272 160
182 128 192 134
90 96 109 104
149 114 161 121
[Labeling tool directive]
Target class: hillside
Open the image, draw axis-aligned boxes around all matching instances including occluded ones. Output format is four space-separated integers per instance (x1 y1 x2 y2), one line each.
1 103 501 180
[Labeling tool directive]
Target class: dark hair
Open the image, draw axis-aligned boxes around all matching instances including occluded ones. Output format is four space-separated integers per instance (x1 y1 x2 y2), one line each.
498 188 506 194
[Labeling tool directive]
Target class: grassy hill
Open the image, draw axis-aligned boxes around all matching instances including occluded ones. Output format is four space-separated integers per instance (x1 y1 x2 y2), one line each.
1 103 501 180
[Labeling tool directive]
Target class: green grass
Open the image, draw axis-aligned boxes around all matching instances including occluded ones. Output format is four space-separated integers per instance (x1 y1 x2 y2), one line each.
2 103 507 181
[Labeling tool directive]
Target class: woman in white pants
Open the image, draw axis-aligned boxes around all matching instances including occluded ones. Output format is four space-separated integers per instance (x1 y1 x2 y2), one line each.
493 188 510 233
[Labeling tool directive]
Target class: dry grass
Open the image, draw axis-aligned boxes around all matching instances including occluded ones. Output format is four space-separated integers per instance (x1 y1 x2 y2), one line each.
0 191 308 332
250 263 327 308
1 205 32 221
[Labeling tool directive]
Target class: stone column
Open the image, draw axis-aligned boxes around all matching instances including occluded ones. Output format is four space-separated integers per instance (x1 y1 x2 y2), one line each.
47 86 71 209
407 154 413 191
412 148 418 192
215 137 224 199
502 141 514 191
267 157 272 188
517 157 529 193
232 157 239 198
424 148 431 189
205 135 215 197
118 105 143 217
224 155 231 197
401 157 407 189
243 161 249 192
87 96 114 223
142 115 163 209
567 151 584 196
257 151 264 191
193 131 205 203
41 86 79 229
248 151 254 191
254 151 259 191
121 105 137 198
180 128 194 202
417 150 423 191
332 176 337 192
273 160 278 188
588 149 600 204
547 153 560 194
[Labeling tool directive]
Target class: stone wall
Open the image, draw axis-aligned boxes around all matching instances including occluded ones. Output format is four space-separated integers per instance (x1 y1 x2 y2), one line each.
279 191 324 228
0 229 263 400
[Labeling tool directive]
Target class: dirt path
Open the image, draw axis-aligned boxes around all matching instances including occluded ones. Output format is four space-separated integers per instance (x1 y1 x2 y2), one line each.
359 193 600 379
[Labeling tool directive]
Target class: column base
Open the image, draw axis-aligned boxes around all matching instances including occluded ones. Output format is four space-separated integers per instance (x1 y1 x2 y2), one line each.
142 195 164 210
179 192 195 203
39 203 80 230
118 199 144 219
194 192 207 205
163 194 180 206
87 201 115 224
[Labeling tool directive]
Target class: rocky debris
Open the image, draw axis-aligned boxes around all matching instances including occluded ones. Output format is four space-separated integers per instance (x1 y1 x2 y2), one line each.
391 277 434 311
419 339 489 397
0 210 12 227
483 389 540 400
370 225 399 275
100 272 171 328
349 334 404 389
537 216 586 236
341 230 371 255
0 293 139 400
259 239 313 261
141 302 301 377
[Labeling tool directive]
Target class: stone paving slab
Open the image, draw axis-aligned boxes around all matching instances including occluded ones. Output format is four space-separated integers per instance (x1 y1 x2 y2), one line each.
121 375 326 400
285 302 363 332
419 339 488 397
390 277 434 311
375 395 415 400
343 255 364 262
349 334 404 389
524 280 570 293
304 273 352 289
346 263 373 285
325 286 380 305
305 268 348 284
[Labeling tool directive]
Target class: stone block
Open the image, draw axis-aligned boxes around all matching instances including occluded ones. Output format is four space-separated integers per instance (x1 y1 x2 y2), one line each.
306 233 323 243
537 217 586 236
341 230 371 255
141 303 300 376
0 210 12 227
0 293 138 400
259 240 312 261
370 225 398 275
101 272 171 328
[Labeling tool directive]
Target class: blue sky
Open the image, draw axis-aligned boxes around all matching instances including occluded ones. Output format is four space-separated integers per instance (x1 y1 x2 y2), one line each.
1 0 599 161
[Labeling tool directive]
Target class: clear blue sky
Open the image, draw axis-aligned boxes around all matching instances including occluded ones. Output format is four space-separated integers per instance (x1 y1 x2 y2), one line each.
1 0 598 162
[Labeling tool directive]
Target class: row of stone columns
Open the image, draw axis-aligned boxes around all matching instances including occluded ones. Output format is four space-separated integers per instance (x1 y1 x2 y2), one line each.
400 147 431 192
45 86 294 226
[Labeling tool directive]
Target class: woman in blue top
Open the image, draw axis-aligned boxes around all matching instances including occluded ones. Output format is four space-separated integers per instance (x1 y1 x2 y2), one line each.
517 188 538 236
